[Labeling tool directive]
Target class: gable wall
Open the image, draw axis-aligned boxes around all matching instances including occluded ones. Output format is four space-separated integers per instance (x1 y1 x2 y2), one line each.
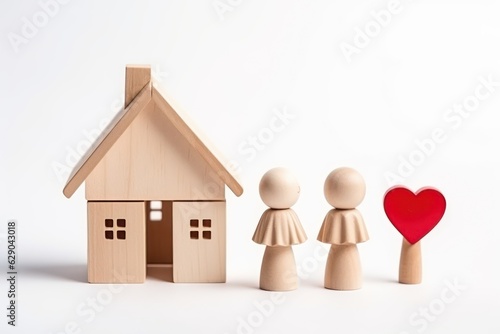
85 101 225 200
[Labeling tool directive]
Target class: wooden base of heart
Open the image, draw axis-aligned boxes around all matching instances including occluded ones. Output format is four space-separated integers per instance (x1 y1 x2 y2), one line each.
399 239 422 284
259 245 298 291
324 244 362 290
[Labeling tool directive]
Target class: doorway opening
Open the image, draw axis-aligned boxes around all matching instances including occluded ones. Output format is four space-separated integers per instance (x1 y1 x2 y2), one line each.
146 200 173 282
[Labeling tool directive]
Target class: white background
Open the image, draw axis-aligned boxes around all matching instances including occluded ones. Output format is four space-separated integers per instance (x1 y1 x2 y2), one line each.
1 0 500 333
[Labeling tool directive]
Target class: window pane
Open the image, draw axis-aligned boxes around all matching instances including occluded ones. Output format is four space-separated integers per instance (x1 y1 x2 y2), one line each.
190 219 199 228
150 201 162 210
150 211 162 221
105 219 113 228
117 219 126 227
202 219 211 228
117 231 126 240
203 231 211 240
105 231 113 239
190 231 199 239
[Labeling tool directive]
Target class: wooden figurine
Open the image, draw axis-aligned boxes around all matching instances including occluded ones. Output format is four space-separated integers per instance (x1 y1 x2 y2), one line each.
63 65 243 284
384 186 446 284
317 167 369 290
252 167 307 291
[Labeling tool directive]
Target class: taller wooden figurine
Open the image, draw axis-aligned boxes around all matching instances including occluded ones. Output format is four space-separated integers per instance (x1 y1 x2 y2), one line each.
317 167 369 290
252 167 307 291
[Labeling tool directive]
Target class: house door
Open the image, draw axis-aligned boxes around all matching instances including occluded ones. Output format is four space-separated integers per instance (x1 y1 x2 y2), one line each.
146 201 173 265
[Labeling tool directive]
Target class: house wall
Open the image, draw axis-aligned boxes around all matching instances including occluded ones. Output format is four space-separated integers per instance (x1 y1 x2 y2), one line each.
85 102 226 201
172 201 226 283
87 201 146 283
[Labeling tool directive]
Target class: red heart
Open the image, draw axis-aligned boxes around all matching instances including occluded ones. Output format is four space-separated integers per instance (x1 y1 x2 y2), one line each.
383 187 446 244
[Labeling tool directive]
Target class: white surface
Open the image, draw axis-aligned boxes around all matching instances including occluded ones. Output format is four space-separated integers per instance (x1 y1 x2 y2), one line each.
1 0 500 333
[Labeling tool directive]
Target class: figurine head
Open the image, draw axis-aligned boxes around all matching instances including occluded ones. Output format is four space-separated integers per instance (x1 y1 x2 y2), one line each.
324 167 365 209
259 167 300 209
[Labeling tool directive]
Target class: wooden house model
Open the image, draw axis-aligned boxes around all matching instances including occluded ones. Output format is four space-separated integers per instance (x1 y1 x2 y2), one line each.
63 65 243 284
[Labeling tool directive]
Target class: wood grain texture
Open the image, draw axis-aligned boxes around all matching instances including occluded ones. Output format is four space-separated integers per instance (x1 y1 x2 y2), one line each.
172 201 226 283
85 99 226 200
252 208 307 246
63 84 151 198
324 167 366 209
88 201 146 283
317 209 369 245
64 65 243 199
259 246 298 291
258 167 300 209
399 239 422 284
152 85 243 197
125 65 151 108
324 244 362 290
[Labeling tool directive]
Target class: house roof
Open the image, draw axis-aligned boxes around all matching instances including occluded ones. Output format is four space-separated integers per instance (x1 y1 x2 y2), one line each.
63 79 243 199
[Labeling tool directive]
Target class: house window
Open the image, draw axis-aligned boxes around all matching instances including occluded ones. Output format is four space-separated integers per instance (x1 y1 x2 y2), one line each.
104 219 127 240
117 219 126 228
150 201 162 221
105 219 113 228
189 218 212 240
